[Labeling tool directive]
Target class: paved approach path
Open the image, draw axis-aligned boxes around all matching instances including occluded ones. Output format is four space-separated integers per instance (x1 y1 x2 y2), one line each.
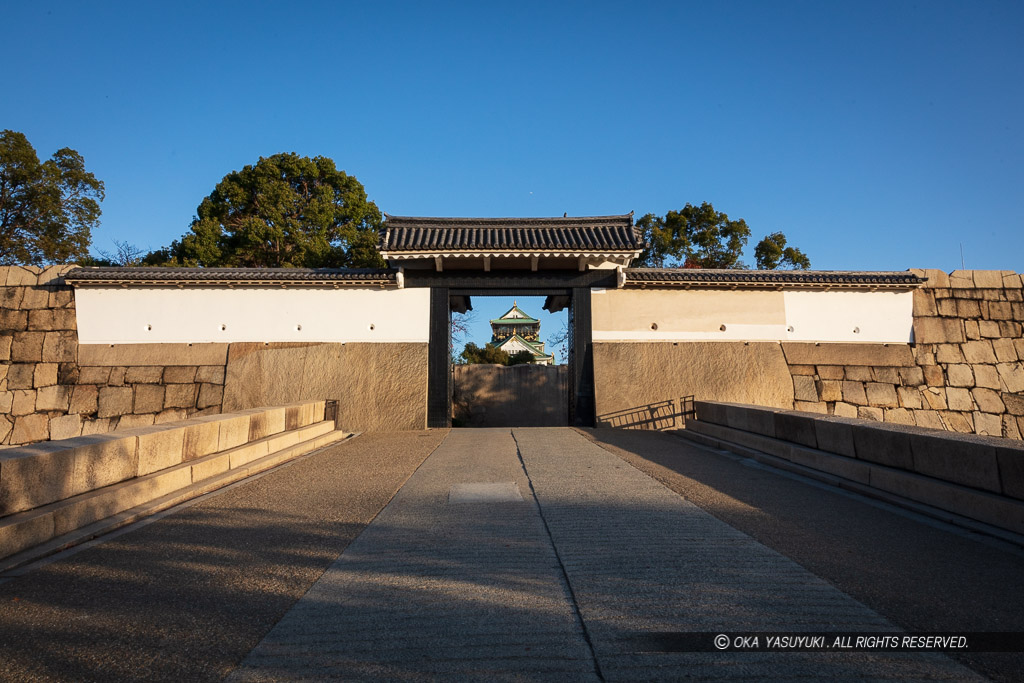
231 428 980 681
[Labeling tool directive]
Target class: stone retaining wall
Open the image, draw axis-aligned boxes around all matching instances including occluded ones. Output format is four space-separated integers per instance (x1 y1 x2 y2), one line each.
785 269 1024 439
0 266 227 446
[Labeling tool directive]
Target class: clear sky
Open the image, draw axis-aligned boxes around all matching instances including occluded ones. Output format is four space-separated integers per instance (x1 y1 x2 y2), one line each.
6 1 1023 279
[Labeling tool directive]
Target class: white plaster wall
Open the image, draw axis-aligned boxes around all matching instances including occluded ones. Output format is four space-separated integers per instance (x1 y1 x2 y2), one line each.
74 287 431 344
591 288 914 343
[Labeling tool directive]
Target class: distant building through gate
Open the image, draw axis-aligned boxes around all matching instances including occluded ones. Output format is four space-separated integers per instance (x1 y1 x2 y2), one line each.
489 302 554 365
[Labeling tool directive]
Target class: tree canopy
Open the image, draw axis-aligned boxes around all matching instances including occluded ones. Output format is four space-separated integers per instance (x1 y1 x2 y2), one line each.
148 153 384 268
635 201 810 270
754 231 811 270
459 342 534 366
0 130 104 265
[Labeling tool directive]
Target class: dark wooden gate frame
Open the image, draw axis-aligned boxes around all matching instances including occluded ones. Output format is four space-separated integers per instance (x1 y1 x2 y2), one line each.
403 270 616 428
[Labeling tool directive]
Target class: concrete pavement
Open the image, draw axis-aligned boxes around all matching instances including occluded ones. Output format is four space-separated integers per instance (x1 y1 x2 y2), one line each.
231 428 983 681
1 426 1018 681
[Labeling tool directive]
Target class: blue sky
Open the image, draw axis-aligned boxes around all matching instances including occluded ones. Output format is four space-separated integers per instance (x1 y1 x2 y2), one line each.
5 1 1023 349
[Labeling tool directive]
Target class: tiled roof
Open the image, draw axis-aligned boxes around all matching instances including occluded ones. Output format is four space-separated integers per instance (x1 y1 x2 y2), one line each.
64 267 398 286
623 269 925 289
379 214 641 254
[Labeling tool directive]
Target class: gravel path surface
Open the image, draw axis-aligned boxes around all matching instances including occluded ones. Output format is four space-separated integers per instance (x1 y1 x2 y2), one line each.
0 430 446 683
582 427 1024 682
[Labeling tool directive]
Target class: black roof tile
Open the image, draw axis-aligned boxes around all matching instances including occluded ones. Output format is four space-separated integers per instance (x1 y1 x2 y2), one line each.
624 269 924 288
65 267 398 285
379 215 641 253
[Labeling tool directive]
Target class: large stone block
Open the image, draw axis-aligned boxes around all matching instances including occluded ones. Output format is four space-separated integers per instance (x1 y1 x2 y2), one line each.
49 414 83 440
946 387 975 411
792 375 818 402
115 414 154 430
908 431 1000 492
973 411 1002 437
218 414 251 450
956 299 981 318
33 363 58 388
0 442 75 514
11 331 44 362
773 410 818 448
993 338 1018 363
77 366 111 385
195 365 226 384
19 287 50 309
7 364 35 390
961 340 997 364
974 365 1001 390
884 408 916 425
12 390 36 416
136 426 185 476
133 384 165 414
897 386 923 409
163 366 198 384
946 365 975 388
124 366 164 384
841 381 867 406
0 286 24 308
844 366 873 382
812 416 860 457
35 385 70 412
694 401 728 426
27 308 76 331
0 335 11 361
782 343 915 367
68 432 139 491
0 309 28 332
914 410 945 430
0 512 55 560
816 379 842 402
997 363 1024 393
164 383 197 409
68 384 98 414
988 301 1012 320
97 386 134 418
865 382 899 407
912 289 936 317
183 417 221 461
971 388 1005 414
996 441 1024 500
11 414 49 444
910 268 950 288
197 383 224 410
934 344 964 364
78 343 228 367
248 407 286 441
923 365 945 387
1004 393 1024 417
155 408 188 424
41 331 77 362
914 317 964 344
851 421 915 469
0 392 13 413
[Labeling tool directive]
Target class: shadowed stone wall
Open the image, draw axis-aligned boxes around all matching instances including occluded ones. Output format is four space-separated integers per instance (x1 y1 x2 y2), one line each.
453 364 568 427
222 342 428 432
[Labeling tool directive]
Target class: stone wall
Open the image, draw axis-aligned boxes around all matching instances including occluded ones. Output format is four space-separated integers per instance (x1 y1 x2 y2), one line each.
0 266 227 446
453 364 568 427
784 269 1024 439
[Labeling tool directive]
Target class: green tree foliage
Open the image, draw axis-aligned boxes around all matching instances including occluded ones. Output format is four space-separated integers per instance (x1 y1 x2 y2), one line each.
635 201 810 270
150 153 384 268
636 202 750 268
460 342 511 365
0 130 104 265
754 231 811 270
459 343 537 366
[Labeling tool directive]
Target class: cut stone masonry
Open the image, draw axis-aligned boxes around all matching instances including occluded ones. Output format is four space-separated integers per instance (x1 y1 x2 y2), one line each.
785 269 1024 440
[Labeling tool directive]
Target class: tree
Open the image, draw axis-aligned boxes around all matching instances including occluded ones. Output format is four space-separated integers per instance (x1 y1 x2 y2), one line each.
459 343 537 365
636 202 750 268
0 130 104 265
151 153 384 268
635 201 811 270
754 231 811 270
460 342 511 365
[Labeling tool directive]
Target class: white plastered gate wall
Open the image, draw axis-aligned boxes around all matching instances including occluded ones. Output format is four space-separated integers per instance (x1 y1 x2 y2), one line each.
74 286 431 344
591 288 914 343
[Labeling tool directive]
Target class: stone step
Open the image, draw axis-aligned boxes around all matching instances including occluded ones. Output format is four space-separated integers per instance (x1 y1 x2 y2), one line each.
680 419 1024 544
0 420 351 570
